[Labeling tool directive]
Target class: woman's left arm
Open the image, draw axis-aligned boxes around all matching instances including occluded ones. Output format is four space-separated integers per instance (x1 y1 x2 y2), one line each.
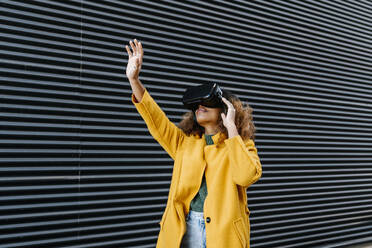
221 96 262 187
224 132 262 187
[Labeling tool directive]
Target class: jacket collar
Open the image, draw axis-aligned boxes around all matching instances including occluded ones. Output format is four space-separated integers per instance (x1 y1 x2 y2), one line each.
202 131 227 145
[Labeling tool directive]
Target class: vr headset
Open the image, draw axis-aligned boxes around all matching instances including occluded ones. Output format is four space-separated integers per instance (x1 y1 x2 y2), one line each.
182 82 229 115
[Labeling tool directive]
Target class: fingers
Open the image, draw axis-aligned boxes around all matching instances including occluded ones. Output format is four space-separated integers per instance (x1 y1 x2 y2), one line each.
221 97 231 106
222 97 235 110
134 39 144 66
125 44 132 57
126 39 143 59
130 40 136 56
134 39 140 56
138 40 144 58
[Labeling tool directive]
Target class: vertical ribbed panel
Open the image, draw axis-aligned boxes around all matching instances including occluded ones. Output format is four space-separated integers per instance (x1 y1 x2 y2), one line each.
0 0 371 247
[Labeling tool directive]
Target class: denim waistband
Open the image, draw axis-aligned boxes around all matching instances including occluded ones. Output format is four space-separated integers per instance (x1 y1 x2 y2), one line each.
187 210 204 220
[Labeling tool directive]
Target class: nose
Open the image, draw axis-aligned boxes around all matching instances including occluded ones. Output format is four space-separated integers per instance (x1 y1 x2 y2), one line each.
196 105 203 112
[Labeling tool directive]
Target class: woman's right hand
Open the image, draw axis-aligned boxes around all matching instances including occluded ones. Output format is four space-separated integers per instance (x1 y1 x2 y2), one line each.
125 39 143 81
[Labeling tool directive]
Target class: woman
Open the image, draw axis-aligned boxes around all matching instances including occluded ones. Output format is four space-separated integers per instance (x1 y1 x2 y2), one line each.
125 39 262 248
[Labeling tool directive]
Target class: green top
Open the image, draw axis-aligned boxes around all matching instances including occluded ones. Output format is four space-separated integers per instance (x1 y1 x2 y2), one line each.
189 134 214 212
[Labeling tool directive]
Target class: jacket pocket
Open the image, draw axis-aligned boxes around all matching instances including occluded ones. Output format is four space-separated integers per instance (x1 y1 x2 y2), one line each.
233 217 247 248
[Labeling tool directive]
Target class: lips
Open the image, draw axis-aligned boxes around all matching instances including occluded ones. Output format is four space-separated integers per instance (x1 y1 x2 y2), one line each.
196 106 207 113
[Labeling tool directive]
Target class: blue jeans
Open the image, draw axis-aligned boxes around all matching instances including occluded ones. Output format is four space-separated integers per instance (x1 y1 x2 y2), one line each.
180 210 207 248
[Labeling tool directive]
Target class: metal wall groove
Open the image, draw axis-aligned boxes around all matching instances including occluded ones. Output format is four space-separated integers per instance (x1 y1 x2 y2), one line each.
1 0 371 247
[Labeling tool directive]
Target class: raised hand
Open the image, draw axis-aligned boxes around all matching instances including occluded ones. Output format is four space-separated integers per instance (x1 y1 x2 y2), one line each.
220 97 236 128
125 39 144 81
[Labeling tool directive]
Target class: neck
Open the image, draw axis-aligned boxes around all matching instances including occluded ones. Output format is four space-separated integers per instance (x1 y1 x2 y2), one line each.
204 126 219 135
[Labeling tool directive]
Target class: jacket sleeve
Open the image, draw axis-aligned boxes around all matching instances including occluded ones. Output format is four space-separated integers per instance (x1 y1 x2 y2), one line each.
224 135 262 187
131 88 186 160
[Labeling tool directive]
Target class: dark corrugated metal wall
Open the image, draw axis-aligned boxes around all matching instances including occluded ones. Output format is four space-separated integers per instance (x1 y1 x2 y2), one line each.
1 0 371 247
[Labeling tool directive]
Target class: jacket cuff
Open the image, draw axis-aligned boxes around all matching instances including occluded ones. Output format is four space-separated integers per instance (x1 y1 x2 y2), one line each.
131 88 150 108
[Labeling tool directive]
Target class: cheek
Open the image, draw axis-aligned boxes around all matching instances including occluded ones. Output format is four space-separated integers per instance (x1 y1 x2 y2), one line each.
202 108 222 119
213 109 222 119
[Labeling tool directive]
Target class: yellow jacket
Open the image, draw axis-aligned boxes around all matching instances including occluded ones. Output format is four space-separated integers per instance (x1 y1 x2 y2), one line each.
132 88 262 248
